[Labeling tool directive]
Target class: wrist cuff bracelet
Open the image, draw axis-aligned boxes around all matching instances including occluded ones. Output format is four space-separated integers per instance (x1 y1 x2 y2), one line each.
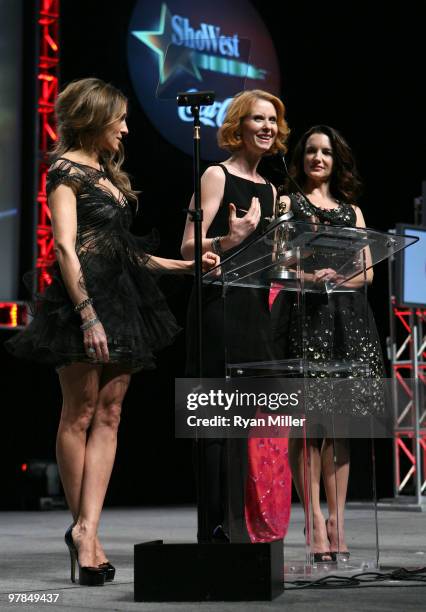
74 297 93 313
211 236 224 256
80 317 99 331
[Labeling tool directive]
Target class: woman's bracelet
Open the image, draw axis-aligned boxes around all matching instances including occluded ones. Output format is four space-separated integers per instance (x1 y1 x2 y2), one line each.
74 297 93 313
80 317 99 331
211 236 225 256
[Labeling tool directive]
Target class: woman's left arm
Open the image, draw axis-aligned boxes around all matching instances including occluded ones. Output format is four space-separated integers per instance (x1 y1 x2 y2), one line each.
146 252 220 274
342 205 373 287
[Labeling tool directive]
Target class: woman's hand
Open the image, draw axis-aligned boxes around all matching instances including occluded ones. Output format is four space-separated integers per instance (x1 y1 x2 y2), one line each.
227 197 261 247
313 268 339 283
201 251 220 273
187 251 221 275
83 321 109 362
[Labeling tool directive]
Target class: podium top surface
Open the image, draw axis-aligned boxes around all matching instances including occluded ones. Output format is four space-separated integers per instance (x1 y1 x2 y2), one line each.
203 220 418 291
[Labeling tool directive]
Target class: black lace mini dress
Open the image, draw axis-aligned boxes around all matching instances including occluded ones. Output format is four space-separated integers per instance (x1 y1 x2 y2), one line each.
5 158 180 371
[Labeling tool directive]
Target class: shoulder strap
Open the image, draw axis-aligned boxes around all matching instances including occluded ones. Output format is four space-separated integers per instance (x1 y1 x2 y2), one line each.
208 162 229 176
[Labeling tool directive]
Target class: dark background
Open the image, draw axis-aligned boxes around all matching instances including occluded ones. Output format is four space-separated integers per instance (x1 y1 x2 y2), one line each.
1 1 425 508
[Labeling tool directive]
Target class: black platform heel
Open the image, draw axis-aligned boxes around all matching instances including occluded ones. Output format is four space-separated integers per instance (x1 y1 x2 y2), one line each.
64 525 106 586
98 562 115 582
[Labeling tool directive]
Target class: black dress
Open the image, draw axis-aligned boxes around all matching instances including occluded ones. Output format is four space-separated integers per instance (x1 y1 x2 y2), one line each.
5 158 180 372
186 163 275 376
186 164 275 541
272 193 385 416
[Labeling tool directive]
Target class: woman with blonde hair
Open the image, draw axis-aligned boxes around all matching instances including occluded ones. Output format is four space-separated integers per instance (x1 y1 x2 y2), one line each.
6 78 218 585
181 89 292 543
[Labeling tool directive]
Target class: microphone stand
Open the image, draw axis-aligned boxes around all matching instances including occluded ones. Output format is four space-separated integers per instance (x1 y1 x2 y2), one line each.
176 90 215 543
280 153 315 207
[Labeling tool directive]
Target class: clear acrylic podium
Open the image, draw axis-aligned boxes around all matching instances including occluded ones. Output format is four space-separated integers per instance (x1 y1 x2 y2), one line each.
203 216 417 577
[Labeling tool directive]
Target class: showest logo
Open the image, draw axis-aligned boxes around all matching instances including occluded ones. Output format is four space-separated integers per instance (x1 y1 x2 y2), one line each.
128 0 280 158
171 16 240 58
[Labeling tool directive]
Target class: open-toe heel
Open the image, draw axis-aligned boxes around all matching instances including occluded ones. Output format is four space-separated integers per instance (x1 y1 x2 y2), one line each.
305 525 336 564
313 551 336 563
334 551 350 562
98 562 115 582
65 525 106 586
325 519 350 562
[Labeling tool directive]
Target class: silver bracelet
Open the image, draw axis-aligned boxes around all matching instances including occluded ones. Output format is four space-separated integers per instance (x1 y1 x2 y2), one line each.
80 317 99 331
74 297 93 313
211 236 224 256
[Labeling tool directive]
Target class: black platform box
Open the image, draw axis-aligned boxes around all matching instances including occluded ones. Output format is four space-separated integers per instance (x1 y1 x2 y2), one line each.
134 539 283 602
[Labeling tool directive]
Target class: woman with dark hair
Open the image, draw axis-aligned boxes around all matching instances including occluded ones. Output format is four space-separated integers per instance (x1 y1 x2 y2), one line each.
181 89 292 544
6 78 218 585
284 125 363 205
274 125 384 562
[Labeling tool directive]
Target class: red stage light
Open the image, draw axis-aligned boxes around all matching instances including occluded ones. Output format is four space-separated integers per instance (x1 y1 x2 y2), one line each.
0 303 27 329
36 1 59 293
45 34 58 51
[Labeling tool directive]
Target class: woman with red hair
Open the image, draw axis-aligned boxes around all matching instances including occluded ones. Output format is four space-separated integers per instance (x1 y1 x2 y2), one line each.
181 89 292 543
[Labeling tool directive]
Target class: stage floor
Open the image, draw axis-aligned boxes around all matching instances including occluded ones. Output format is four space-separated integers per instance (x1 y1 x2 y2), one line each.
0 505 425 611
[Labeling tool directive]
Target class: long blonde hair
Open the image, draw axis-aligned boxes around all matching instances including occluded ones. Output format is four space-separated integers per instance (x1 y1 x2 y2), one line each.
51 78 138 204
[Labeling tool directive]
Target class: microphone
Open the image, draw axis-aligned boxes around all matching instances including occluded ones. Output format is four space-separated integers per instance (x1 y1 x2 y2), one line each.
176 90 215 107
280 154 315 209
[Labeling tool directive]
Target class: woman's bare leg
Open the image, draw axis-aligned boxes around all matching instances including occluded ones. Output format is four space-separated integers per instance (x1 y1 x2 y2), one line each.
56 363 102 522
322 438 350 553
56 363 102 566
289 437 331 557
57 363 131 566
74 365 131 566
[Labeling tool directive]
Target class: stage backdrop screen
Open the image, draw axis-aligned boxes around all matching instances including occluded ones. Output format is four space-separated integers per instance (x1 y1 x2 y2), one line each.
127 0 281 159
0 0 22 300
396 225 426 307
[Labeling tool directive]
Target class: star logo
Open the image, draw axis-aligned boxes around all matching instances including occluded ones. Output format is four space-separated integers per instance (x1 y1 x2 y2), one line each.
132 3 201 85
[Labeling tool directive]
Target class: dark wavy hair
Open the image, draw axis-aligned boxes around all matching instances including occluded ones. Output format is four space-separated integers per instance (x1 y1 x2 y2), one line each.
283 125 362 204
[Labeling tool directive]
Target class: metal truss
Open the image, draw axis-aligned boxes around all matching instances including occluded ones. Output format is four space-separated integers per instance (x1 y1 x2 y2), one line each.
388 284 426 509
36 0 60 293
0 1 60 329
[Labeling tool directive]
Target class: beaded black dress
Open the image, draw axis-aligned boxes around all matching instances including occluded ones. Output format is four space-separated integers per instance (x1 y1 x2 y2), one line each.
272 193 385 416
5 158 180 371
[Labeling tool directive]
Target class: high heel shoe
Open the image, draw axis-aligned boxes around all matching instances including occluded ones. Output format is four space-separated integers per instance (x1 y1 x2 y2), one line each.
211 525 230 543
304 527 336 563
98 562 115 582
64 525 106 586
325 519 350 561
313 551 337 563
333 551 350 562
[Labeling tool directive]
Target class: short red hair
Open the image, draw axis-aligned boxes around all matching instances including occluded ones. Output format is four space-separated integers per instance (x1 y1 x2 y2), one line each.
217 89 290 154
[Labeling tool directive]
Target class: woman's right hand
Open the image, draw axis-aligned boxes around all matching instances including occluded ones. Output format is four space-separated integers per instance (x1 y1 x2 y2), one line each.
227 196 261 246
83 321 109 362
313 268 342 284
